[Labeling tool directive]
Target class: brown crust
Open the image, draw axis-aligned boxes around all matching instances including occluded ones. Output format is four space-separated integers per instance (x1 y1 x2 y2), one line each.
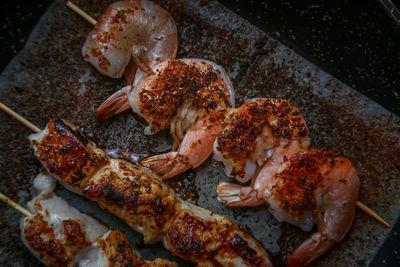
30 120 271 265
228 234 264 266
96 230 139 267
63 219 92 249
139 60 231 131
83 160 177 241
166 211 230 262
271 148 342 219
216 98 308 177
166 209 270 266
23 214 90 266
99 230 177 267
31 119 107 189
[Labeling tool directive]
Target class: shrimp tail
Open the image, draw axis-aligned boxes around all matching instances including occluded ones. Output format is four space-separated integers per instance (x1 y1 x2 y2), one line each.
140 152 191 180
96 86 132 121
132 52 154 74
124 59 138 85
287 232 335 267
217 182 264 207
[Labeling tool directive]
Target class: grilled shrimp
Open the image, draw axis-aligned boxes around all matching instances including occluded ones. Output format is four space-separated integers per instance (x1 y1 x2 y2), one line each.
82 0 178 83
96 59 235 180
214 98 310 184
219 148 360 266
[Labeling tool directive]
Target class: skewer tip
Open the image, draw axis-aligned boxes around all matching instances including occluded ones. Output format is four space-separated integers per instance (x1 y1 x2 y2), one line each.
357 201 390 227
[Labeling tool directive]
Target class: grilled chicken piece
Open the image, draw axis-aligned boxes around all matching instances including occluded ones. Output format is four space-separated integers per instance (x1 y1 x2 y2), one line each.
83 159 177 244
22 173 108 266
29 119 108 194
74 230 177 267
21 173 176 266
29 119 178 244
165 201 273 266
29 120 273 266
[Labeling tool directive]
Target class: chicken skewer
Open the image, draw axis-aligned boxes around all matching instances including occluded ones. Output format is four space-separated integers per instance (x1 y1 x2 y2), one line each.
0 103 273 266
0 173 176 266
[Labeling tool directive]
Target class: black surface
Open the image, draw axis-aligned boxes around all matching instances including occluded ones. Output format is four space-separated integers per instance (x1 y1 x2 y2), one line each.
218 0 400 117
0 0 399 266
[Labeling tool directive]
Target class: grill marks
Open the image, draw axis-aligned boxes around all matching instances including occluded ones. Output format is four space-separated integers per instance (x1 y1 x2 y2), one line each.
30 120 272 265
96 230 137 267
23 214 90 266
165 204 270 266
138 60 231 131
31 120 177 243
32 119 107 189
83 160 177 240
166 212 227 261
229 234 262 266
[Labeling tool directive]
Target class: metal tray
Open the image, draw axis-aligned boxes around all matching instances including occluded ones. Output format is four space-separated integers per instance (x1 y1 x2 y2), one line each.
0 0 399 266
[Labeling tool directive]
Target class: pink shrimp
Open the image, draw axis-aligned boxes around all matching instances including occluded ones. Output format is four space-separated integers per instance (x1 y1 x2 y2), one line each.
82 0 178 84
214 98 310 184
96 59 235 180
218 148 360 266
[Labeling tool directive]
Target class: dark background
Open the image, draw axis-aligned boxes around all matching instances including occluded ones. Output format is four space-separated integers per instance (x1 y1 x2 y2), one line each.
0 0 399 266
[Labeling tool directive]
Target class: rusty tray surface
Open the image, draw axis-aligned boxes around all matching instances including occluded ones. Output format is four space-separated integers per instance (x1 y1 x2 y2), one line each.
0 0 399 266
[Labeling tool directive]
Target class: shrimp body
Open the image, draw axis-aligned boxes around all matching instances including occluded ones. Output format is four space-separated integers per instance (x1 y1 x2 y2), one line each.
271 149 360 266
137 59 234 179
214 98 309 183
221 149 360 266
82 0 178 81
96 59 235 179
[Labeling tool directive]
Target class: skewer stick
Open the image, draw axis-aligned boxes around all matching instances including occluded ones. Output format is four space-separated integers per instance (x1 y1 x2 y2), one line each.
0 102 40 133
356 201 390 227
0 102 391 227
66 1 97 26
0 193 32 217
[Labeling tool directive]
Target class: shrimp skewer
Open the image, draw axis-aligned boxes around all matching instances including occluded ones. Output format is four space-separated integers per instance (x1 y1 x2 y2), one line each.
75 0 178 84
1 173 176 266
277 149 359 266
97 58 235 180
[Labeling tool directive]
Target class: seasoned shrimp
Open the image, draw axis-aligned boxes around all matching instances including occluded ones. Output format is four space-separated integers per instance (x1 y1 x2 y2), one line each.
82 0 178 83
96 59 235 179
219 148 360 266
214 98 310 183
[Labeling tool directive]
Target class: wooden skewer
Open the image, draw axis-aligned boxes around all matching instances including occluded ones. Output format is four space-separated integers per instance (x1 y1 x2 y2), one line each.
356 201 390 227
66 1 97 26
0 101 391 227
0 192 32 217
0 102 41 133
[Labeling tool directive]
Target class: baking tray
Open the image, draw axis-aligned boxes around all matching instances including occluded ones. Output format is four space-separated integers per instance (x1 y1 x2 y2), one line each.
0 0 399 266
